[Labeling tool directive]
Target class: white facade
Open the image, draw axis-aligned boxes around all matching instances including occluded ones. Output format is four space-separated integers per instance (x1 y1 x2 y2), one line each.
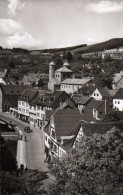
18 100 30 120
61 84 80 94
91 88 102 100
113 99 123 111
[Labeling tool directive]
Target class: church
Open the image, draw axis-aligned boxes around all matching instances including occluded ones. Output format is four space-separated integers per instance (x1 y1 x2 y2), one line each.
48 61 93 94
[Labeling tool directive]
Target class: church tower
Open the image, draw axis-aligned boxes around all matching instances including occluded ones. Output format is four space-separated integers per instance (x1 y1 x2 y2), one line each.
48 61 55 91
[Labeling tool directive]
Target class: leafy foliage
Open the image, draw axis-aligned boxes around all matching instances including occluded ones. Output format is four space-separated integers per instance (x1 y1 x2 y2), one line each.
49 128 123 195
1 170 47 195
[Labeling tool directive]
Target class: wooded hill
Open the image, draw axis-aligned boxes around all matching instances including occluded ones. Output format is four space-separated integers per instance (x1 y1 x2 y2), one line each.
41 38 123 55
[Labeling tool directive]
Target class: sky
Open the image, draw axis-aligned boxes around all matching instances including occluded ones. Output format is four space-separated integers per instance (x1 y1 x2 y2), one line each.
0 0 123 49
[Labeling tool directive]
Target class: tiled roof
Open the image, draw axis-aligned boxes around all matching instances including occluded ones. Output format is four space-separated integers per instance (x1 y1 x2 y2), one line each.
22 73 39 82
114 88 123 99
19 89 38 102
61 78 92 85
53 109 82 140
36 91 63 107
96 87 110 99
74 96 92 105
55 66 73 73
81 121 123 136
0 85 31 95
81 99 105 122
45 110 56 121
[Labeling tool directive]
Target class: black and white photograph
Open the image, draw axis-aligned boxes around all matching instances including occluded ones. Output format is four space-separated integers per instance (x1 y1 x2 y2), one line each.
0 0 123 194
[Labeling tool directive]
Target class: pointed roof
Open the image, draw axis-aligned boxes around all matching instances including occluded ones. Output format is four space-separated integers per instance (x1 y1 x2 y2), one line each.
114 88 123 99
49 61 55 66
55 66 73 73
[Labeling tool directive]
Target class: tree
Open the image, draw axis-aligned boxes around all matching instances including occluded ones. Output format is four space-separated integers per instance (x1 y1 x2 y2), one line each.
37 79 44 87
1 170 47 195
66 51 73 62
49 128 123 195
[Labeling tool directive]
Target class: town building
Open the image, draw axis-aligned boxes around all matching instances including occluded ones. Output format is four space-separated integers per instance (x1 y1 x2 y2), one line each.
48 61 74 92
18 89 38 122
21 73 39 85
44 109 82 158
61 78 92 94
91 87 110 100
0 85 31 112
112 71 123 90
81 99 111 122
113 88 123 111
33 90 76 129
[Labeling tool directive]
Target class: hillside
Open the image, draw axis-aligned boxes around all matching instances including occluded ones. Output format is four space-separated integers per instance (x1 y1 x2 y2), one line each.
41 44 87 54
74 38 123 54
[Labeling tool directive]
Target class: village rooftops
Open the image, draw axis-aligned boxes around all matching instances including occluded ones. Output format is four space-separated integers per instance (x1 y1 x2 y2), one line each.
0 85 31 95
19 89 38 102
61 78 92 85
93 87 111 100
64 121 123 150
113 88 123 99
35 91 64 107
51 109 82 140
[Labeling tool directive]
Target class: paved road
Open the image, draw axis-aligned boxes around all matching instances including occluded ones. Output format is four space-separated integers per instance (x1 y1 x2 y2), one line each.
0 112 48 171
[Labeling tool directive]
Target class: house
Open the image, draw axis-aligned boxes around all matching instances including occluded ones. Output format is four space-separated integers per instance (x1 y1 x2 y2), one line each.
73 96 92 113
18 89 39 122
37 73 49 88
0 85 31 112
61 78 92 94
113 88 123 111
44 109 82 158
21 73 39 85
112 71 123 90
73 121 123 148
91 87 110 100
33 91 77 128
81 99 111 122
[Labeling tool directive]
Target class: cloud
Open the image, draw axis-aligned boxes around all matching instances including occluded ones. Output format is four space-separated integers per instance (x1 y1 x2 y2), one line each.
7 32 43 49
7 0 25 17
86 0 123 14
0 18 22 36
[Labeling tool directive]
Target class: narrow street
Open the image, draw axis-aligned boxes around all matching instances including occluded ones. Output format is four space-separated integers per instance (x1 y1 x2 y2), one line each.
0 112 55 191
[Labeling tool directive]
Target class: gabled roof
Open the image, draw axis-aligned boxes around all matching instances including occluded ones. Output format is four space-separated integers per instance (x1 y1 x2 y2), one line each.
95 87 110 99
19 89 38 102
53 109 82 140
45 110 56 121
55 66 73 73
74 96 92 105
81 99 105 122
61 78 92 85
113 88 123 99
22 73 39 83
67 121 123 150
0 85 31 95
36 91 63 107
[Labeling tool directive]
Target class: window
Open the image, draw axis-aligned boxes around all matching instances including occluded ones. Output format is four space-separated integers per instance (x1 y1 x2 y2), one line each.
118 101 120 104
94 93 96 96
97 93 99 96
51 130 55 139
115 101 117 104
37 113 40 117
53 144 58 153
45 136 47 141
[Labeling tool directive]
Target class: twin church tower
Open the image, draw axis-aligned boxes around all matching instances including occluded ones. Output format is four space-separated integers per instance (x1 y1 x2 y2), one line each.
48 61 73 92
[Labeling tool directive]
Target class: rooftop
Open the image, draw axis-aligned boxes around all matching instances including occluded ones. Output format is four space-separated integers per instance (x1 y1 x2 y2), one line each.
55 66 73 73
61 78 92 85
114 88 123 99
